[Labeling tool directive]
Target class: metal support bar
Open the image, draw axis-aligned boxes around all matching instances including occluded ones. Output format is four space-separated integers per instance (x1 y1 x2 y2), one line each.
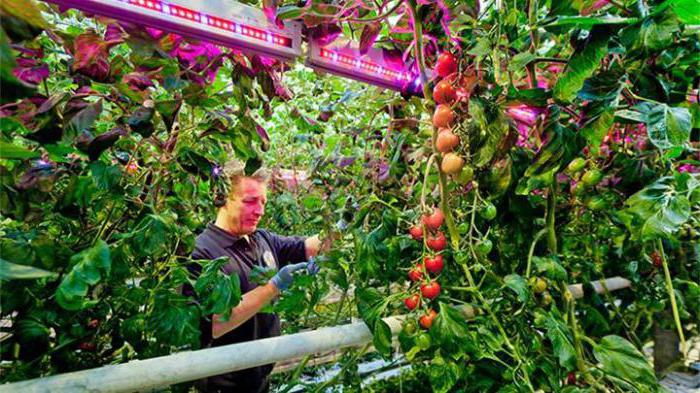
0 277 631 393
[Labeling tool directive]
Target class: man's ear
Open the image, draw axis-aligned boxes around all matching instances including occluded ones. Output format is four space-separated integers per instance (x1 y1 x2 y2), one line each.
213 190 227 207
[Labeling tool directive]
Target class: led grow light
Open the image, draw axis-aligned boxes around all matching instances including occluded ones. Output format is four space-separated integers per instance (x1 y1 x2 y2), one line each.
43 0 302 60
307 39 422 95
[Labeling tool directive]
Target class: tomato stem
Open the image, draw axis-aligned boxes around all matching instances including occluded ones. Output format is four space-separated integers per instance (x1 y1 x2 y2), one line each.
657 239 687 358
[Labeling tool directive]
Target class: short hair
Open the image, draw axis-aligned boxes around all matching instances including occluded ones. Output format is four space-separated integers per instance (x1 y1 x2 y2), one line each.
221 159 270 199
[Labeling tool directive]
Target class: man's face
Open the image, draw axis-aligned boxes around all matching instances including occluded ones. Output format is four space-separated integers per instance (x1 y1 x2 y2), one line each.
223 177 268 235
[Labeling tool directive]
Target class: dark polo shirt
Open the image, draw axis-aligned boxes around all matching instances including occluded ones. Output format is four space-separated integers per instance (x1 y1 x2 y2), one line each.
189 223 307 393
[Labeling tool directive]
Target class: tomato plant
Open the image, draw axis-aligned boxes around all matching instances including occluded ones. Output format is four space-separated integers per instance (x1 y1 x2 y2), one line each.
1 0 699 392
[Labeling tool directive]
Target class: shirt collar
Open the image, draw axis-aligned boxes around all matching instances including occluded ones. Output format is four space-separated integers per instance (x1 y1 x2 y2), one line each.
206 223 252 247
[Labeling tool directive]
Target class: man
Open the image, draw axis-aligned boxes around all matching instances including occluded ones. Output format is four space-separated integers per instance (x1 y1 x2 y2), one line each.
189 160 332 392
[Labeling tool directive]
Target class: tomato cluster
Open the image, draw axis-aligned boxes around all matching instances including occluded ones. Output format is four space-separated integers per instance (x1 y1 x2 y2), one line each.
404 207 448 328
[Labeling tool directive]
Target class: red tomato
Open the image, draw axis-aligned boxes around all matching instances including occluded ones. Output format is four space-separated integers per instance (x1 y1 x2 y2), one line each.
433 80 456 105
422 208 444 231
436 130 460 153
408 265 423 282
421 281 441 300
409 225 423 240
566 372 577 385
433 105 454 128
87 319 99 329
435 53 457 78
404 294 421 310
424 254 444 274
78 342 96 351
650 251 663 267
419 309 438 329
125 162 139 175
427 232 447 251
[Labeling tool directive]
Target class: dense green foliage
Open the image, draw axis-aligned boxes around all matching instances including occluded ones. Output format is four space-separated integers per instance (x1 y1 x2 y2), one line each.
1 0 699 392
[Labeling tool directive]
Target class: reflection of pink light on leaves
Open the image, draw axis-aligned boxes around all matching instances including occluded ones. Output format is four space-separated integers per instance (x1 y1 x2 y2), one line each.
581 0 610 15
678 164 700 173
506 104 544 126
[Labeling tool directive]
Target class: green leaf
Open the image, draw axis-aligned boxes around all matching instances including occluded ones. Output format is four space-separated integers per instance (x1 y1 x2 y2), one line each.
0 259 56 280
666 0 700 24
533 256 568 282
194 257 242 317
508 52 536 72
55 240 111 310
356 286 392 356
542 311 577 370
428 355 461 393
504 274 531 303
554 32 609 103
621 175 698 240
546 16 638 29
149 290 201 348
276 5 306 20
621 13 680 53
431 303 475 354
0 0 49 28
642 103 691 150
132 214 174 257
0 141 39 160
581 108 615 154
593 335 657 388
372 320 393 357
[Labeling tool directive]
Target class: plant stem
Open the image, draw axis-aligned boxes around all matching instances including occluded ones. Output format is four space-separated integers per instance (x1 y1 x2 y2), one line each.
546 183 558 255
525 228 547 278
657 239 687 358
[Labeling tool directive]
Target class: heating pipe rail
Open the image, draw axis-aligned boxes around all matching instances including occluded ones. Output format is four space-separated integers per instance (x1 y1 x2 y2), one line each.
0 277 631 393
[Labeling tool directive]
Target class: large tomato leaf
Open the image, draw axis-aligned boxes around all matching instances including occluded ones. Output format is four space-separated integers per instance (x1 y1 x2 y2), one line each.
193 257 242 318
553 30 609 103
55 240 111 310
0 259 56 280
540 310 577 370
592 335 657 388
619 173 699 240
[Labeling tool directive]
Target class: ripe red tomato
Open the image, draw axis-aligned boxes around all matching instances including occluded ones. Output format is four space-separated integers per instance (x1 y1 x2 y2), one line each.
427 232 447 251
87 319 99 329
408 265 423 282
433 105 455 128
409 225 423 240
650 251 662 267
419 309 438 329
424 254 444 274
422 208 444 231
78 342 96 351
436 130 460 153
566 372 577 385
421 281 441 300
125 162 139 175
404 294 421 310
433 80 456 105
435 52 457 78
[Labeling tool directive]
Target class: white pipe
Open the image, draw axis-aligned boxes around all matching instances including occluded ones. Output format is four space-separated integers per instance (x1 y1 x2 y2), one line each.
567 276 631 299
0 277 630 393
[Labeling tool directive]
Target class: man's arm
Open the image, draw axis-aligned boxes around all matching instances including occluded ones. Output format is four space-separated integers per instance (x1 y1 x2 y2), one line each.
212 282 279 339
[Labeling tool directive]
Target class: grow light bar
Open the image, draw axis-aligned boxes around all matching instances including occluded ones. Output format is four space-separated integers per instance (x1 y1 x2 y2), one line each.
307 39 423 95
43 0 302 61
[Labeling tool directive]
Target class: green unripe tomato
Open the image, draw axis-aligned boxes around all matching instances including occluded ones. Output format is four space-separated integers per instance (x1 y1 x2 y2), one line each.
581 169 603 187
567 158 586 173
416 333 432 350
475 239 493 255
586 196 607 211
403 320 418 336
480 203 497 221
530 277 547 294
572 182 586 197
455 166 474 185
541 291 553 306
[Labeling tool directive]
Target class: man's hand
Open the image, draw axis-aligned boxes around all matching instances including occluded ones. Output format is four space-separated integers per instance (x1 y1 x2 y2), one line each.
269 258 320 291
